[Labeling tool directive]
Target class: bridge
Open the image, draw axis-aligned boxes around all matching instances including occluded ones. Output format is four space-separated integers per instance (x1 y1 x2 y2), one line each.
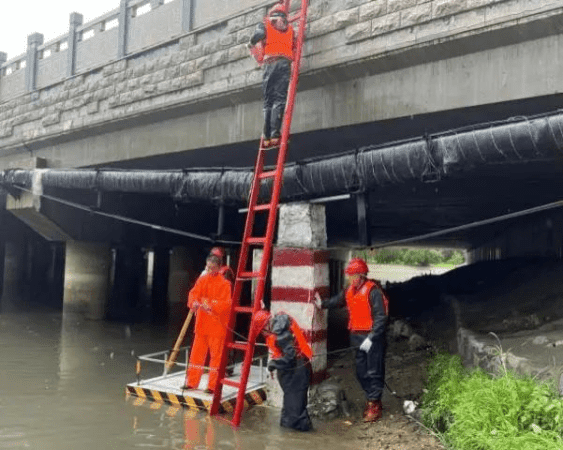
1 0 563 327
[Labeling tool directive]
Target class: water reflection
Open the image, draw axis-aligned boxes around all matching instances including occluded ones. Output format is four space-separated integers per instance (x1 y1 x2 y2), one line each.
1 308 357 450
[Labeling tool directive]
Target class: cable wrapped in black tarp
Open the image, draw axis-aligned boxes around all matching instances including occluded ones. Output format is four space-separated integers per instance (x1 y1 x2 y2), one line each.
437 114 563 173
3 110 563 204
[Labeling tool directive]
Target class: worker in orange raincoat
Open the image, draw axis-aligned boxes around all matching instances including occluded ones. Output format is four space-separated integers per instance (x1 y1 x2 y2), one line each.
183 254 232 393
251 310 313 431
315 258 389 423
198 247 236 376
248 1 295 147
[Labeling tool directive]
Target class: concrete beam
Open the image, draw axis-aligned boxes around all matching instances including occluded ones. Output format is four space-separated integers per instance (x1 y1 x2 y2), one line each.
2 27 563 170
5 163 72 241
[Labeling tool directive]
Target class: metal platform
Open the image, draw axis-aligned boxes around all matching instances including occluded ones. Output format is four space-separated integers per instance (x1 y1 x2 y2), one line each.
125 348 268 414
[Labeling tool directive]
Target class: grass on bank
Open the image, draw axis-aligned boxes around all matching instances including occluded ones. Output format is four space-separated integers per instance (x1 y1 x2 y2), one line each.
355 247 465 268
421 352 563 450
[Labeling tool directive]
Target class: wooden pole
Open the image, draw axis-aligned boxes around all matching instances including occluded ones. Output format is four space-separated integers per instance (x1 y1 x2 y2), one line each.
165 309 194 373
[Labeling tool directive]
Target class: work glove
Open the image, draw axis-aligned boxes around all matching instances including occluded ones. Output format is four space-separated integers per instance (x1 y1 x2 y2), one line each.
359 337 372 353
314 292 323 309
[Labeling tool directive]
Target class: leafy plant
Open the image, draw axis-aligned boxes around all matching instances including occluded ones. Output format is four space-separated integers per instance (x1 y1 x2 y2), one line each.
355 247 465 267
421 352 563 449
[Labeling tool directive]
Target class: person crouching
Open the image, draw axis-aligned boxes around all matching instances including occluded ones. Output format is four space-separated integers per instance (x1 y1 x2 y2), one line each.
251 310 313 431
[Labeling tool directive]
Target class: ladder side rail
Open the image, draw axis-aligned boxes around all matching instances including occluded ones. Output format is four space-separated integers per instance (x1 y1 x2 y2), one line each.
281 0 308 148
236 148 268 263
262 0 310 266
209 148 268 415
231 274 269 425
212 0 310 425
254 0 309 284
229 0 310 427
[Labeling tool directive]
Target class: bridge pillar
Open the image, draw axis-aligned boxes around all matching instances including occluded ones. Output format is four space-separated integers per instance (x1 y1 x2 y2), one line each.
25 33 43 92
267 203 329 407
63 241 111 320
1 239 27 312
167 246 205 326
139 247 170 323
106 245 143 321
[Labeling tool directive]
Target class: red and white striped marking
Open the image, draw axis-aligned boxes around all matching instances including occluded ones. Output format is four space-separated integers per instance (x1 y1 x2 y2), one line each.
271 248 329 384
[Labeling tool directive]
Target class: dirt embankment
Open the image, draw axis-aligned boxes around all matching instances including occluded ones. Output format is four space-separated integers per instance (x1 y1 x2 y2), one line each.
317 338 444 450
318 257 563 449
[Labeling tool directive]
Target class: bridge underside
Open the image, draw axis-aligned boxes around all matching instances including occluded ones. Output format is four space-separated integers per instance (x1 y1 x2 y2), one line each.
4 95 563 251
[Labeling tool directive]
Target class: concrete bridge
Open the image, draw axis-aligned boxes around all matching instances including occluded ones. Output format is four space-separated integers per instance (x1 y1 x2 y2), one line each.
1 0 563 330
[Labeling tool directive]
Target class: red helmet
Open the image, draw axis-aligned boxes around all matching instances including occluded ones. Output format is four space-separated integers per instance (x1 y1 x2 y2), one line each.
209 247 225 260
249 310 271 341
345 258 369 275
268 2 287 17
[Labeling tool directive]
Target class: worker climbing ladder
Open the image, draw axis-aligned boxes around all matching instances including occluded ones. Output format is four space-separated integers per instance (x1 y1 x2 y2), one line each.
209 0 310 427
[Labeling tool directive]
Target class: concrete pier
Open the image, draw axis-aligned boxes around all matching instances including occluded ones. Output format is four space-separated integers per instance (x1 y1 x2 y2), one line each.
167 246 206 326
268 203 329 407
1 240 27 311
63 241 111 320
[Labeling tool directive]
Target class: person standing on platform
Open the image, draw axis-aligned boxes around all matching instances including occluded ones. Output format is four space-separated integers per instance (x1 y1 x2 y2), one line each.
315 257 389 423
183 254 232 393
248 1 296 148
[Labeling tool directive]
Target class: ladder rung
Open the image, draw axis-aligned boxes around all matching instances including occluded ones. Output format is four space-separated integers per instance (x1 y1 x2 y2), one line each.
238 271 260 279
228 341 249 351
221 378 241 389
252 203 273 212
289 12 301 22
246 237 266 245
234 306 253 314
258 170 277 180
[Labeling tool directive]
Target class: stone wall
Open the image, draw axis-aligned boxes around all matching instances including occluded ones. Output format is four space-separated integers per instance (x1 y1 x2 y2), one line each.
0 0 561 157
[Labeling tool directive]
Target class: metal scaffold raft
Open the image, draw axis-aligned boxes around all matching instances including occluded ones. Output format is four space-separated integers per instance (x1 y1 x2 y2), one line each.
125 347 268 414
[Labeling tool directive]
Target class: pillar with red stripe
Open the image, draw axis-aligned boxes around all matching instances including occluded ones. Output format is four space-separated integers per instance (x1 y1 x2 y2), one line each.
267 203 328 407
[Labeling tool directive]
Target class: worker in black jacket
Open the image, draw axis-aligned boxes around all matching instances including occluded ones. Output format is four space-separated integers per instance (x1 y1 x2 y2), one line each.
315 257 388 422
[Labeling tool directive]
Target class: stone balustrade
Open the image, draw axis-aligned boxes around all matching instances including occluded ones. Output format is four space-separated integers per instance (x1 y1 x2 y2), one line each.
0 0 560 152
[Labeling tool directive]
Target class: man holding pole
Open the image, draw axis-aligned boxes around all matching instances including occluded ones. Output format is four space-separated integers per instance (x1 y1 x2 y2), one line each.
182 254 232 393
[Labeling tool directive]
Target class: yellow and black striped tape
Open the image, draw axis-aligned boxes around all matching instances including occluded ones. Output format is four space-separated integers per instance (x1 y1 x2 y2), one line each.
125 386 267 414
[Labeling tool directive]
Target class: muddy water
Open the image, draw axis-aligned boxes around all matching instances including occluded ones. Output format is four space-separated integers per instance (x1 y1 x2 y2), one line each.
1 308 354 450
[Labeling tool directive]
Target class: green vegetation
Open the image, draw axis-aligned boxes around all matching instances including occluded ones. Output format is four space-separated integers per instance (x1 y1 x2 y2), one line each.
355 247 465 267
421 352 563 450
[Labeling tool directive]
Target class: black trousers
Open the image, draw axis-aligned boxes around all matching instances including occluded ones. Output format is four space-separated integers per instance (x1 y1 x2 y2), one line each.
276 359 312 431
262 59 291 139
350 333 386 401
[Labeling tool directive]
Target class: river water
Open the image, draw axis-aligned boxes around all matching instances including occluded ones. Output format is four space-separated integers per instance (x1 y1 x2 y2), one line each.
1 306 355 450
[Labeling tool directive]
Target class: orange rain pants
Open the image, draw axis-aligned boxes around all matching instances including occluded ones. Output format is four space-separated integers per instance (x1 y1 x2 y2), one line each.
185 272 231 391
186 333 224 391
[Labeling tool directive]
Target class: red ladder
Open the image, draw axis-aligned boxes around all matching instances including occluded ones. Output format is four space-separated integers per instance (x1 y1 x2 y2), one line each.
209 0 310 427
